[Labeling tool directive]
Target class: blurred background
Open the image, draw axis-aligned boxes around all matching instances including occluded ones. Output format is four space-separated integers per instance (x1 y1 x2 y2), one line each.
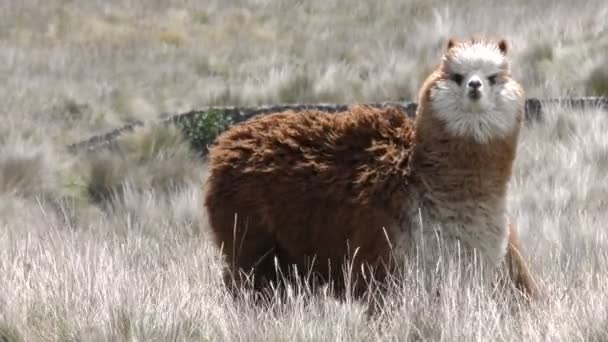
2 0 606 144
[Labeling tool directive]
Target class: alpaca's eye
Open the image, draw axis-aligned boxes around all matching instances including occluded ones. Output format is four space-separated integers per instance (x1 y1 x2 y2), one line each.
488 74 498 85
451 73 464 85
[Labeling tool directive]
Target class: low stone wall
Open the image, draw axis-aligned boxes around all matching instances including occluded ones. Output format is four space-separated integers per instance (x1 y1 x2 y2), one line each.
66 97 607 154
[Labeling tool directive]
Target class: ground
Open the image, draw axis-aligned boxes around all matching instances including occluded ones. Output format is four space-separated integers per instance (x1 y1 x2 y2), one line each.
1 0 608 341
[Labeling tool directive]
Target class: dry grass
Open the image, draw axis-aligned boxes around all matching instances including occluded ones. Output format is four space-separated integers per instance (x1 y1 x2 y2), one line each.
2 0 607 142
2 106 608 341
1 0 608 341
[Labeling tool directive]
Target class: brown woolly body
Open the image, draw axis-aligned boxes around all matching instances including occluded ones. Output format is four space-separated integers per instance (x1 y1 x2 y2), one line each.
205 106 416 295
204 37 540 300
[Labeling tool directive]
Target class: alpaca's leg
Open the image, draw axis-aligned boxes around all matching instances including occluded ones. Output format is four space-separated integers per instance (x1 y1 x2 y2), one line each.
504 220 542 299
208 210 281 294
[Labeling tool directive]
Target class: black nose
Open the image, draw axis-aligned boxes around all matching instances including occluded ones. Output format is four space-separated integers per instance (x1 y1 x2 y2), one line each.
468 80 482 89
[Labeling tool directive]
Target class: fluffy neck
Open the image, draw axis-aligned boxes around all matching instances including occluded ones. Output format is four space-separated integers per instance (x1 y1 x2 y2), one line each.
411 77 521 202
413 116 518 202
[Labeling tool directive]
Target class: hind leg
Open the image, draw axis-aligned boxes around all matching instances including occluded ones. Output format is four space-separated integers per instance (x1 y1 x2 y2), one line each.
213 216 282 295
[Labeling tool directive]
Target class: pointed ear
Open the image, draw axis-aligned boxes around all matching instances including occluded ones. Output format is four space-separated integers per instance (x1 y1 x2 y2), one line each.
447 38 457 50
498 39 509 55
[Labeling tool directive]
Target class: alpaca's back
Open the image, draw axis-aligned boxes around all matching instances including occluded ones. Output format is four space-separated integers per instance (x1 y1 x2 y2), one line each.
204 105 416 293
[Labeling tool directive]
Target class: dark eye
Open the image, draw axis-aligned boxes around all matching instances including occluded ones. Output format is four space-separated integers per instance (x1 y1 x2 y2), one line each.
488 74 498 85
451 73 464 85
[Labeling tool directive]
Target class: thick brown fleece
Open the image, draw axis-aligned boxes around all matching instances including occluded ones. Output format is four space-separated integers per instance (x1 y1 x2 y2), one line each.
204 105 416 295
204 38 540 301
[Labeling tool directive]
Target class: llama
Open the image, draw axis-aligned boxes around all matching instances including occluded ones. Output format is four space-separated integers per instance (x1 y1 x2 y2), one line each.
203 37 540 302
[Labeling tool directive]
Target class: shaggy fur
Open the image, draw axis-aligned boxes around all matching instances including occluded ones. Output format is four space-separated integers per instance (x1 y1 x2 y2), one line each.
204 105 413 296
204 37 539 301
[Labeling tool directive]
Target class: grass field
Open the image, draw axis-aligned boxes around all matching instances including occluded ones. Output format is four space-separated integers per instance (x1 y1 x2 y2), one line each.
1 0 608 341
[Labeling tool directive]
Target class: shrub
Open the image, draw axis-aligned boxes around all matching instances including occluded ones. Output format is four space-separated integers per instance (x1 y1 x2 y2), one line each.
180 110 233 152
587 63 608 96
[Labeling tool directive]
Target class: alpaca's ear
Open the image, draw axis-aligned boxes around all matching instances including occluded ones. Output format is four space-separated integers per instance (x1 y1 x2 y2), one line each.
498 39 509 55
447 38 457 50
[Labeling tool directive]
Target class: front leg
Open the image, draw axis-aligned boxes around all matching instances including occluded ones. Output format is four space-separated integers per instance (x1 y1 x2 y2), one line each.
504 220 542 299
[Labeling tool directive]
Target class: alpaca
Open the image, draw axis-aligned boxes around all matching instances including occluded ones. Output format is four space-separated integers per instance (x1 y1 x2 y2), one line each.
203 37 540 301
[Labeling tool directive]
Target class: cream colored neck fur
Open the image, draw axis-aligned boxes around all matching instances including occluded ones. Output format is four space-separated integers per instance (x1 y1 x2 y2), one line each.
412 110 520 202
401 98 522 268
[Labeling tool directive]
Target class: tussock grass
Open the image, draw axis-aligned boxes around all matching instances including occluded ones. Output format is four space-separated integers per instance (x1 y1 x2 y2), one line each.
0 134 61 199
80 124 202 205
587 61 608 96
2 0 607 143
1 106 607 341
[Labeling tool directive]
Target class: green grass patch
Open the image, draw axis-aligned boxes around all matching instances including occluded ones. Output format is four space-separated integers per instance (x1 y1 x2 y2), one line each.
179 110 233 152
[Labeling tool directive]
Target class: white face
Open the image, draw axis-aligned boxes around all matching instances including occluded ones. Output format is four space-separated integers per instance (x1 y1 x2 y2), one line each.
430 42 524 143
